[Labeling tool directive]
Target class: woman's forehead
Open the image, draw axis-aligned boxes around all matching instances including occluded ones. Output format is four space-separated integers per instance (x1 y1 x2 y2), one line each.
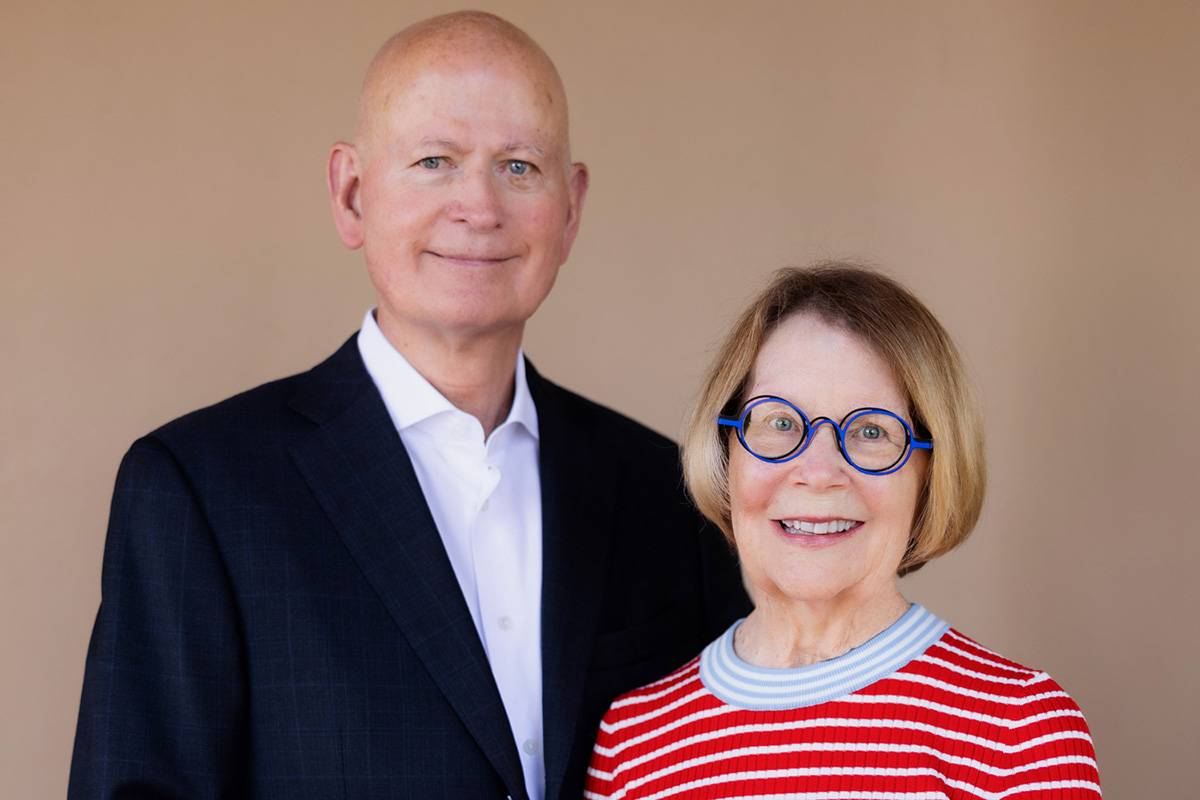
748 313 907 410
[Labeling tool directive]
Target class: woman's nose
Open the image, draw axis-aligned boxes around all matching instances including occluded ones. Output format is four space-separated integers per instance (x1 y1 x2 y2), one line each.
787 420 848 486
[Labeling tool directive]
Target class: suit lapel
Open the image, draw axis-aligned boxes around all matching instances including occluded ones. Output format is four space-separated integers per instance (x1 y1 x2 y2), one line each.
287 338 527 798
530 363 617 800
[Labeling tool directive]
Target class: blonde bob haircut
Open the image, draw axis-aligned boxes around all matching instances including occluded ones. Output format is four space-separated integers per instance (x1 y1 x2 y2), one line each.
682 262 986 575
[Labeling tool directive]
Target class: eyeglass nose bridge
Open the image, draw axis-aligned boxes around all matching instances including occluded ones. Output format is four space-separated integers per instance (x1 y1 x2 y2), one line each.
794 415 847 460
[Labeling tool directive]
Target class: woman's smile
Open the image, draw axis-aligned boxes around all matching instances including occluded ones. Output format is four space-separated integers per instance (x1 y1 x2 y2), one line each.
774 517 864 547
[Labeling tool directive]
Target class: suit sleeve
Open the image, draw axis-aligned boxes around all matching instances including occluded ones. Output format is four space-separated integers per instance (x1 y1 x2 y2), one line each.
69 436 248 799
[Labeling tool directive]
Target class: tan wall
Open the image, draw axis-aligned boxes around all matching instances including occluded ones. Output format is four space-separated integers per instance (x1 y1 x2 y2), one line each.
3 1 1197 796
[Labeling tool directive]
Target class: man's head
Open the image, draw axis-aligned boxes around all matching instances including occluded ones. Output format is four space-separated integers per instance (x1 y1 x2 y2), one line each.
328 11 588 344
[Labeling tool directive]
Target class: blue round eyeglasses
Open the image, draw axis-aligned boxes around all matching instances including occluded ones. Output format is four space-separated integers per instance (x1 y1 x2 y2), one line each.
717 395 933 476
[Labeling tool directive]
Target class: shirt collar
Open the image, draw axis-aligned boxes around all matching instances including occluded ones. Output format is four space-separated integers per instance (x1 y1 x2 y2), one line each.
357 308 539 440
507 350 540 440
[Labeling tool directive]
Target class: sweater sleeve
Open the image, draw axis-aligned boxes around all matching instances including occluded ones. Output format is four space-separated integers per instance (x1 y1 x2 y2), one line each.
583 704 628 800
1001 671 1102 798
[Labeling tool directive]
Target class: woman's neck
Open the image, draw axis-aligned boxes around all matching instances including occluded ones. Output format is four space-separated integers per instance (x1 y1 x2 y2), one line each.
735 585 910 668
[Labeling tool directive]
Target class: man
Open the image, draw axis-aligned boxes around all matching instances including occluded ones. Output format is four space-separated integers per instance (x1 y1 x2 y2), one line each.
69 11 747 799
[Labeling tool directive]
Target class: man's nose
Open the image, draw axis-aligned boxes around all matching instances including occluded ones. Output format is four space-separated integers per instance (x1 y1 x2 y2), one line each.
787 420 847 487
448 166 503 230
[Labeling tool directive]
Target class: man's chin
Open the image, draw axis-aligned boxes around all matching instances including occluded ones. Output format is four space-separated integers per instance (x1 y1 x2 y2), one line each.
377 303 533 343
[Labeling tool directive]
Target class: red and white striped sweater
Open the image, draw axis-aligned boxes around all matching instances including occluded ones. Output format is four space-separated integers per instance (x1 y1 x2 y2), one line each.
586 605 1100 799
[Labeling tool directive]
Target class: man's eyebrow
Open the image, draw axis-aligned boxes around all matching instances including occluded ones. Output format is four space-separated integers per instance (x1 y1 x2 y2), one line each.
417 137 463 152
501 141 548 158
411 138 550 159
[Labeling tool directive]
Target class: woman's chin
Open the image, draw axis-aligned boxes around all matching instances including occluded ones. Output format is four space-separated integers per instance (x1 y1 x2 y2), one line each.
753 568 866 607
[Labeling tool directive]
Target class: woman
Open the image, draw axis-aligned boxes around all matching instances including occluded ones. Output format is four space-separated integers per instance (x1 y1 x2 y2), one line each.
585 264 1100 799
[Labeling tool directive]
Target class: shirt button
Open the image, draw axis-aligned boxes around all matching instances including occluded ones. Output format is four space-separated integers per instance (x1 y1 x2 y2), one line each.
498 615 513 631
522 738 539 756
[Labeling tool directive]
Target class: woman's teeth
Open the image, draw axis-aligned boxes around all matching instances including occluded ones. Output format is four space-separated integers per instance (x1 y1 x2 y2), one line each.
779 519 858 535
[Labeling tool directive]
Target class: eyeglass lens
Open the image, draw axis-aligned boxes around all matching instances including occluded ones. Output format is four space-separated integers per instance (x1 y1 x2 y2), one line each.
742 400 909 472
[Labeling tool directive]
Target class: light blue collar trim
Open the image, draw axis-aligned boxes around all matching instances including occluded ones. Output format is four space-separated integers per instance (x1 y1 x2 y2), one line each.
699 603 948 710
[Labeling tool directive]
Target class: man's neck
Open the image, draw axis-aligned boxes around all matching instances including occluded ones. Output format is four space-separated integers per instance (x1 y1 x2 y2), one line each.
375 309 523 438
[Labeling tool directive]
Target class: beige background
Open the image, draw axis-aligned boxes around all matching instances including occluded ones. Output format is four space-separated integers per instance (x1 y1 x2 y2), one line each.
3 1 1197 797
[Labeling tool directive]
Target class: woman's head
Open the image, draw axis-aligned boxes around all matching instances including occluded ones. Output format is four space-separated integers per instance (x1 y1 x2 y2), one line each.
683 263 985 582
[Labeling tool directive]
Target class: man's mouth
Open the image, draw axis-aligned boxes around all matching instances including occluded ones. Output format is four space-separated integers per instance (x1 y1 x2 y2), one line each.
428 250 516 266
776 518 863 536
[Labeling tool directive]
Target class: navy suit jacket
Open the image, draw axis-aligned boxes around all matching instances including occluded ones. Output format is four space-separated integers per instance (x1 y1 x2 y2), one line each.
69 335 749 799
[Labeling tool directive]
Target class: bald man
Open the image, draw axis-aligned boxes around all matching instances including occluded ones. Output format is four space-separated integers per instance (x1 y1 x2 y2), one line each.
69 12 747 800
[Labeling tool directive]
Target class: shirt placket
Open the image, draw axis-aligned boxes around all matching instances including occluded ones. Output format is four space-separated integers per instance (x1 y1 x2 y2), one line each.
470 435 543 796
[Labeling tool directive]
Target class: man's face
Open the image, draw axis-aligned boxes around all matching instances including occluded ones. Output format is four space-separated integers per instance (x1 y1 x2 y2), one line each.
353 57 585 341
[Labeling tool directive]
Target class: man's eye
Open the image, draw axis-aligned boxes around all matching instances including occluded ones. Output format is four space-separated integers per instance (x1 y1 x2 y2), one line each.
506 160 533 176
417 157 445 169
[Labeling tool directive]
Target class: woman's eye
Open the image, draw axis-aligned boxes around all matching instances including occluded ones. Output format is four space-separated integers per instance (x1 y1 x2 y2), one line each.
417 157 445 169
857 425 884 440
769 417 794 432
506 160 533 176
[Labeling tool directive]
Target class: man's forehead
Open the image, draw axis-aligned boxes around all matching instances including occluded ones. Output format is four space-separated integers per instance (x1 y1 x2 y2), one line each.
384 62 558 111
356 17 569 153
362 55 568 154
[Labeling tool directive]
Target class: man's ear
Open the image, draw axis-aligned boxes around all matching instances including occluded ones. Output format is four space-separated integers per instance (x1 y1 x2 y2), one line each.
560 161 589 261
328 142 364 249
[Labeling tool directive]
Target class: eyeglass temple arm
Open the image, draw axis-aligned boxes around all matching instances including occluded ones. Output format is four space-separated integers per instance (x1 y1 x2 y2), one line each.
911 439 933 450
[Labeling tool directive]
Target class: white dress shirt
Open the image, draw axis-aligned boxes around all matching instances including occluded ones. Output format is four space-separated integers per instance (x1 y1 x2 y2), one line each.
357 310 544 799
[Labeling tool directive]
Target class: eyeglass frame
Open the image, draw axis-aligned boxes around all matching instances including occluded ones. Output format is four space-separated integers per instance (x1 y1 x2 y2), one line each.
717 394 933 476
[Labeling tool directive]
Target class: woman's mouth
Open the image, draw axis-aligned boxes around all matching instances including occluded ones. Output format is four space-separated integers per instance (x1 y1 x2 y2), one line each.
775 518 863 544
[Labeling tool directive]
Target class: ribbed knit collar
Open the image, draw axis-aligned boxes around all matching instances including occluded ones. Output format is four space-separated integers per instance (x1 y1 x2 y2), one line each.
699 603 949 710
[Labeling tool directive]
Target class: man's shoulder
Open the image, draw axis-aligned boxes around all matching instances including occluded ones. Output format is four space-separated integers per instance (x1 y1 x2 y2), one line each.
531 371 679 463
147 335 362 454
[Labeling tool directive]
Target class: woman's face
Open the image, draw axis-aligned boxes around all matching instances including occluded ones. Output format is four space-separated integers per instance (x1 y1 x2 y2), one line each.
728 312 927 607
